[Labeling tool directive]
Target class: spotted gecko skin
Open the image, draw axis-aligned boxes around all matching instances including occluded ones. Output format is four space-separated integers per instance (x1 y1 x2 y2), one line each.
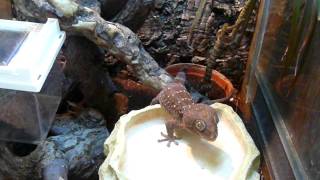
158 83 194 120
152 82 219 147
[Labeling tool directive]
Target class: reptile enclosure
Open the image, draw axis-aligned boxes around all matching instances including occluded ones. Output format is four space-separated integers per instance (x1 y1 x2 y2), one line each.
0 0 319 180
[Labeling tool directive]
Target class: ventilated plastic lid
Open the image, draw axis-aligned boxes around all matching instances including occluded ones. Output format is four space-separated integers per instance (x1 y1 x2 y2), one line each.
0 18 65 92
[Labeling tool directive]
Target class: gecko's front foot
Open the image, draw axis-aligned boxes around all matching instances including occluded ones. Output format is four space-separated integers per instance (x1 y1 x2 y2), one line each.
158 132 180 147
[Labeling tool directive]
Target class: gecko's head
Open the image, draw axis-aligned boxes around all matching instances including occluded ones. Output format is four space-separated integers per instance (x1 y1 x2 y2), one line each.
183 104 219 141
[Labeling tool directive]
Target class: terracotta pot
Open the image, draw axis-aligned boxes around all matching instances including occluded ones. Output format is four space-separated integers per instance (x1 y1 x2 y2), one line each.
165 63 236 101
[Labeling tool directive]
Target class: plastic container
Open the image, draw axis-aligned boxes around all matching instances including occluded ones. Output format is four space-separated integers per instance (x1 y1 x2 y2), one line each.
0 18 65 144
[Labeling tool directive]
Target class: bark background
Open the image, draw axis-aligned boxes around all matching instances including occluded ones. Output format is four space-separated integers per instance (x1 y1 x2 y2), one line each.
135 0 255 88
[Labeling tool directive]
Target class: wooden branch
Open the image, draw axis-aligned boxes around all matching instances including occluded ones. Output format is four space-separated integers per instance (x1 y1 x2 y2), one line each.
13 0 173 90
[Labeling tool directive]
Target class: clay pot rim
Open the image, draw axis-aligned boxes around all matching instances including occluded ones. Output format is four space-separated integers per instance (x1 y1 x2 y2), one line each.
165 63 236 99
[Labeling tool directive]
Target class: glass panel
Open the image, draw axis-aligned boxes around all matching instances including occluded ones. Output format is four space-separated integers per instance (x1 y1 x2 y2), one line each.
0 30 28 66
250 0 320 179
0 62 62 144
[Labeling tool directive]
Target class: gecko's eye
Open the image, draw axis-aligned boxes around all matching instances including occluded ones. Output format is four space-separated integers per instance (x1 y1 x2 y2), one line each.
194 120 206 131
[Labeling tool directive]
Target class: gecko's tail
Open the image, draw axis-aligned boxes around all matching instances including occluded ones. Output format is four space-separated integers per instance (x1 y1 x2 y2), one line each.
174 67 188 85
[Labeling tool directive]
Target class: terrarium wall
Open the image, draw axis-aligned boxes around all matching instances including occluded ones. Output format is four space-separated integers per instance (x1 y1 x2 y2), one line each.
248 0 320 179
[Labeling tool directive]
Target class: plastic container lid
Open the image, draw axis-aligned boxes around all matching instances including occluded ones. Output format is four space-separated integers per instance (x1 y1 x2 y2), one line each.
0 18 66 92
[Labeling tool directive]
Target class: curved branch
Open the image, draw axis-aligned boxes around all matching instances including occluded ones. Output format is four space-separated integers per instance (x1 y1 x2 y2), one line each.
13 0 173 90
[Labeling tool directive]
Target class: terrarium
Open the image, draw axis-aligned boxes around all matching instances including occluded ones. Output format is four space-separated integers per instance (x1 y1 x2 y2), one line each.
0 18 65 144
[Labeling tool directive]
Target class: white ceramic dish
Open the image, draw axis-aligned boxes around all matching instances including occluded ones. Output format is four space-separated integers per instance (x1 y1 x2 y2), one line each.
99 103 260 180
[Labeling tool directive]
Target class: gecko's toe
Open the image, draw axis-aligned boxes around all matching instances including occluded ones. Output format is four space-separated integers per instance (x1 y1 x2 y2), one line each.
160 132 168 138
158 132 180 147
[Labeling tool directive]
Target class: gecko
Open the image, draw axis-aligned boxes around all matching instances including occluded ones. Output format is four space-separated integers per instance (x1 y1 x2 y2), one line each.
151 71 219 147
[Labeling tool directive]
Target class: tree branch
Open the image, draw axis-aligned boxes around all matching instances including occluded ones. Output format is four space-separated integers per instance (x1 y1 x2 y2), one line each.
13 0 173 90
